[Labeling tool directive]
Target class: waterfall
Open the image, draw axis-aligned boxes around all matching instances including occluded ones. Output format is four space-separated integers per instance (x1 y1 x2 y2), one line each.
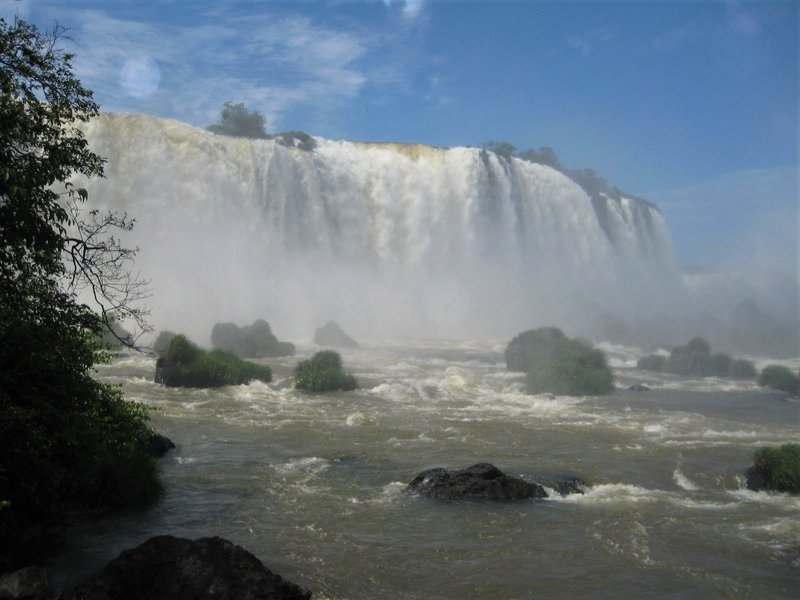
75 113 680 341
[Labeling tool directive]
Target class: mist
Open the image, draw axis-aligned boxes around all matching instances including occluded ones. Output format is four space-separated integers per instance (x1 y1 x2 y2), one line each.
73 113 792 355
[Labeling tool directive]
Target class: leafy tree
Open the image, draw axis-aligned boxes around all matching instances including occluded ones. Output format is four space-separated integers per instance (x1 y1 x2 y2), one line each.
517 146 562 170
0 17 158 569
481 140 517 159
206 101 268 139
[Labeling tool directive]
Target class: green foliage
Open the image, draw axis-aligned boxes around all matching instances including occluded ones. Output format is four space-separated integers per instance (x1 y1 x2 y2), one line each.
294 350 358 393
155 334 272 388
206 101 268 139
753 443 800 493
0 18 160 570
211 319 295 358
525 339 615 396
517 146 562 170
665 337 713 376
729 358 757 379
709 352 733 377
758 365 800 395
482 140 517 158
153 330 177 356
505 326 569 372
505 327 614 396
637 354 667 371
638 337 758 380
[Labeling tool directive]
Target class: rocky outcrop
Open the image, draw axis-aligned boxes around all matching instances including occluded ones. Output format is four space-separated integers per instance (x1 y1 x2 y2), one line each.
147 433 175 458
70 535 310 600
313 321 359 348
406 463 547 501
0 567 61 600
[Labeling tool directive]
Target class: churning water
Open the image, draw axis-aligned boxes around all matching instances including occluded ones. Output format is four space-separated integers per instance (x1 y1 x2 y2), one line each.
50 341 799 599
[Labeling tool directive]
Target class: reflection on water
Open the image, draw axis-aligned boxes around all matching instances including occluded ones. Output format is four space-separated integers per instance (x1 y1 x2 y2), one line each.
54 342 800 598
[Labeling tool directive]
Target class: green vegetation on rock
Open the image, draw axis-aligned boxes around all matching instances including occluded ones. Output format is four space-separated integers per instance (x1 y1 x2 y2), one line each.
752 443 800 493
506 328 614 396
294 351 358 392
155 335 272 388
505 327 569 372
637 337 758 380
757 365 800 395
729 358 757 379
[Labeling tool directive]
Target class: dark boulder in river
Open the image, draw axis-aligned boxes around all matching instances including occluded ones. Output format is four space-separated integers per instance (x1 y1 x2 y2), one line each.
313 320 359 348
407 463 548 501
147 433 175 457
70 535 311 600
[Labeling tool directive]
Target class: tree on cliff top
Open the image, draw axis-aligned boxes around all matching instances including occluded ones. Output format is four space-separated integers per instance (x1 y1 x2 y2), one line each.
0 17 159 569
207 101 268 139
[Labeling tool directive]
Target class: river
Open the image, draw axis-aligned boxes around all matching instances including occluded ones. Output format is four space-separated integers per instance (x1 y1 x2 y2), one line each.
50 340 799 599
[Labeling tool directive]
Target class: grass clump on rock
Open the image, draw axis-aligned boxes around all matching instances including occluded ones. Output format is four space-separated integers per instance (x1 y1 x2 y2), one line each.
749 443 800 493
155 335 272 388
757 365 800 395
506 327 614 396
294 351 357 392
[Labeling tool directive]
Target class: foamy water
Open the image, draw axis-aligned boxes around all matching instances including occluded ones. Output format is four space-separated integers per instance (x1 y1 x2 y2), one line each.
52 341 800 598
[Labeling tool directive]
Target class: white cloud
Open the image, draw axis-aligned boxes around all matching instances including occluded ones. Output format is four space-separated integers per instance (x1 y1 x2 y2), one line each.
41 7 372 131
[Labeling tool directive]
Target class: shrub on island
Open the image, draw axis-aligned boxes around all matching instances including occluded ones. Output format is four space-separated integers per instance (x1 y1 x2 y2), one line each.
506 327 615 396
637 337 758 380
729 358 757 379
505 327 569 372
666 337 712 375
746 443 800 494
757 365 800 395
294 350 357 392
211 319 295 358
155 335 272 388
526 339 615 396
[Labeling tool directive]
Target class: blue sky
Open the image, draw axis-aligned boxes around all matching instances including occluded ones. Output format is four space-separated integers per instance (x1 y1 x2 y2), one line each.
2 0 797 271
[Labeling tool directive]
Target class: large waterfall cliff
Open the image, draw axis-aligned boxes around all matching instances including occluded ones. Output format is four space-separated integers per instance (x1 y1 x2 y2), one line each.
76 113 680 340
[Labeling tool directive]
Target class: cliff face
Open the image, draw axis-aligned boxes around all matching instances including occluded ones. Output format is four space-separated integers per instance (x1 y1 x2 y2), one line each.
74 113 680 339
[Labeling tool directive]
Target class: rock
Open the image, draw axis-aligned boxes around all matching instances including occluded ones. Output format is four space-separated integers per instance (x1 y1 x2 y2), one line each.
627 384 650 391
744 465 770 492
147 433 175 458
313 321 359 348
0 566 61 600
70 535 310 600
406 463 547 501
537 475 589 496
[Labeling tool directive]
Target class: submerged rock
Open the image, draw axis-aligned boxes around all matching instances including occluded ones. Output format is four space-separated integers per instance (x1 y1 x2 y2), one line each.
627 384 651 392
313 321 359 348
70 535 311 600
406 463 547 501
